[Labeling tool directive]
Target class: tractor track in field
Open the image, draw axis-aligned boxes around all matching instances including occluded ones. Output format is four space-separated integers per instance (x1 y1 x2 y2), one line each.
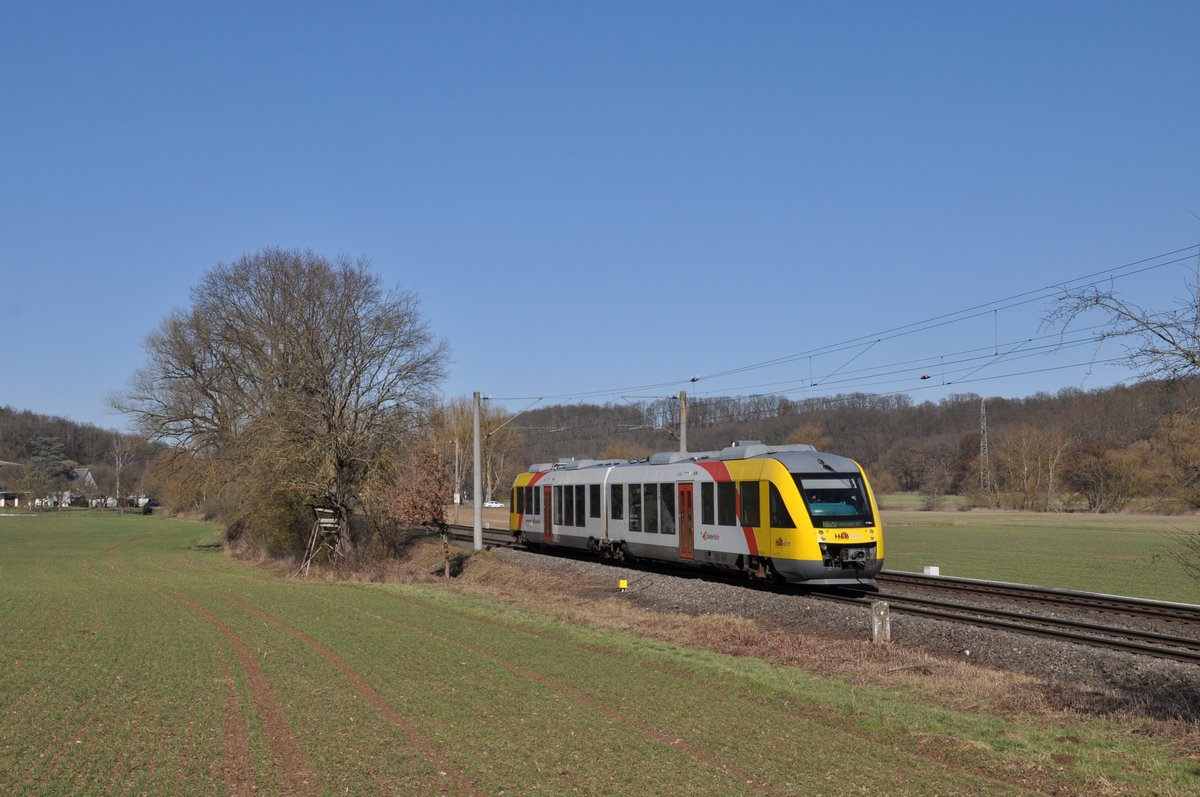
214 640 255 797
307 589 1045 797
307 591 788 797
173 592 319 797
221 593 487 797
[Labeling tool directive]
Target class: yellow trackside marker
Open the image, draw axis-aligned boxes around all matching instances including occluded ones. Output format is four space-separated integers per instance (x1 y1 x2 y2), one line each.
618 579 628 592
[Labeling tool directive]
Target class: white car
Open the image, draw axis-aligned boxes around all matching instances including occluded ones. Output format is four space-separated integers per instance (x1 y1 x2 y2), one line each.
482 500 504 508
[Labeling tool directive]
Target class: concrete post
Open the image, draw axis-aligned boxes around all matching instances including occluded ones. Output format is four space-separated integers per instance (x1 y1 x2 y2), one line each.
871 601 891 644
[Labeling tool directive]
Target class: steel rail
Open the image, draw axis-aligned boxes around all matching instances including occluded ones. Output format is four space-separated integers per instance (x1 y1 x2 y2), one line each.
819 589 1200 664
878 570 1200 625
448 524 513 548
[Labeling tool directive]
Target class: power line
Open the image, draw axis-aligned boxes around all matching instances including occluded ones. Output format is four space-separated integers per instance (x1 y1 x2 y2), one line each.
509 355 1134 439
492 244 1198 406
694 247 1198 382
686 324 1119 397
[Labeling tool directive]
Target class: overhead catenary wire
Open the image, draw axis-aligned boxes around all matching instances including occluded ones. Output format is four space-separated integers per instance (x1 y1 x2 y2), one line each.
693 248 1199 383
505 353 1136 440
631 325 1126 399
489 244 1199 414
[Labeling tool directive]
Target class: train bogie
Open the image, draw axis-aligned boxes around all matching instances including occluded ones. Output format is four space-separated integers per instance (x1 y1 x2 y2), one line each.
510 441 884 586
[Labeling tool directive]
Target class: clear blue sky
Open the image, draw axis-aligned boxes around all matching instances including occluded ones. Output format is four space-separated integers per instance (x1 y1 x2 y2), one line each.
3 1 1199 431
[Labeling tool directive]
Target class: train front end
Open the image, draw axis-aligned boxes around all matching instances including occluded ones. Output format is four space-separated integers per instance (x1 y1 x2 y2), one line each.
763 452 884 586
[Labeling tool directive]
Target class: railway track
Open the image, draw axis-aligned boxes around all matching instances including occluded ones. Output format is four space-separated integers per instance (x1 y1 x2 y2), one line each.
447 524 1200 664
827 585 1200 665
448 524 514 549
878 570 1200 625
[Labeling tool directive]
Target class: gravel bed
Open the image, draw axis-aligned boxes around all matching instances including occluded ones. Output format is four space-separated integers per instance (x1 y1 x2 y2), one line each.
487 545 1200 722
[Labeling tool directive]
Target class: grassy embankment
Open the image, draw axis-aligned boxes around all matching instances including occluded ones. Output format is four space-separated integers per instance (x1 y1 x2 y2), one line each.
0 510 1196 796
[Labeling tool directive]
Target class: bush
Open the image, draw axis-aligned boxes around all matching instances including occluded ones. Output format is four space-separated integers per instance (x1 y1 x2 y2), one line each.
225 489 312 556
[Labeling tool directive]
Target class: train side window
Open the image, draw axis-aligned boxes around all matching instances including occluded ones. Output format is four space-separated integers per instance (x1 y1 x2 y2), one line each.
644 484 659 533
575 485 586 526
589 484 601 519
701 482 714 525
534 485 541 515
564 485 576 526
717 482 737 526
611 484 624 519
629 485 642 531
554 486 563 525
660 484 675 536
769 483 795 528
740 481 761 527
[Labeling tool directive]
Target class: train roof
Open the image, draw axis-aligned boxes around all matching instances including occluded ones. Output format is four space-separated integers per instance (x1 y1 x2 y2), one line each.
527 440 861 474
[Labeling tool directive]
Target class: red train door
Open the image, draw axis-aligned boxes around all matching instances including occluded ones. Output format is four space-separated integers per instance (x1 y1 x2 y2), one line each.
678 483 695 559
543 485 554 542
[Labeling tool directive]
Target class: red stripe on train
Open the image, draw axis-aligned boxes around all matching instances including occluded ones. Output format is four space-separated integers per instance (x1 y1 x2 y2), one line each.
696 462 758 556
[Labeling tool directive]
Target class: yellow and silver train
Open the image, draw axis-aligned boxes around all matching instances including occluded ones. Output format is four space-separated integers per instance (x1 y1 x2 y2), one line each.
510 440 883 586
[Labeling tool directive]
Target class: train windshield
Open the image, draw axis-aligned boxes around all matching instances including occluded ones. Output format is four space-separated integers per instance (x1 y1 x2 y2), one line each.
793 473 874 527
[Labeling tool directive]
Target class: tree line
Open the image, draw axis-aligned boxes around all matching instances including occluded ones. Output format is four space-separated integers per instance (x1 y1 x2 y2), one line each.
10 377 1193 518
0 408 152 507
507 379 1200 514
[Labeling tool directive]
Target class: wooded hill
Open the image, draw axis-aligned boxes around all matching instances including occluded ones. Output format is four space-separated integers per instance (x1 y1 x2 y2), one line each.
5 377 1199 514
0 406 124 467
0 406 149 500
508 379 1200 512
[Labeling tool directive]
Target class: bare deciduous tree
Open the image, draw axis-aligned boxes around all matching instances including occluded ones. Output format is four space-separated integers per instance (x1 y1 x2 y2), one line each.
1048 281 1200 380
385 435 453 577
1062 440 1142 513
111 433 142 512
1050 276 1200 571
1150 411 1200 508
916 441 956 511
994 425 1071 511
115 248 448 550
435 397 522 503
19 465 49 511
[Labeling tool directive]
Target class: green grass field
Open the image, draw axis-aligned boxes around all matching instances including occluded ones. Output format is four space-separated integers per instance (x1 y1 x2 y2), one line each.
880 502 1200 604
0 511 1197 795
